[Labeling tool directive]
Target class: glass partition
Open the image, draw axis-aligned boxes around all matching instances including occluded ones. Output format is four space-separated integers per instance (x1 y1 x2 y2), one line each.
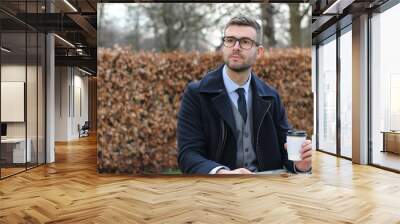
1 30 28 177
0 1 46 179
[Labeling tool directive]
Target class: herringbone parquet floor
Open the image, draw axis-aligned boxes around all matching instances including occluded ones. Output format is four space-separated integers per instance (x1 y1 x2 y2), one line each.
1 135 400 223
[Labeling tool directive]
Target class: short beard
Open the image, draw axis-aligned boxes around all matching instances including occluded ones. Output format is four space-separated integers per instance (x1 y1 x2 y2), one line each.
225 62 252 73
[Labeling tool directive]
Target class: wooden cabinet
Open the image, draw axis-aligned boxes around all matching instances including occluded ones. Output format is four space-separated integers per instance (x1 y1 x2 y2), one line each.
382 132 400 154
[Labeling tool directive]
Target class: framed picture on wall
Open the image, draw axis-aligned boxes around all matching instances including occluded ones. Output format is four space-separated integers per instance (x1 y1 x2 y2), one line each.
1 81 25 122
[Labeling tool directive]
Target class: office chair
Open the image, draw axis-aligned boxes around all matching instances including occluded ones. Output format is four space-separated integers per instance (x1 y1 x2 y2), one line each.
79 121 90 138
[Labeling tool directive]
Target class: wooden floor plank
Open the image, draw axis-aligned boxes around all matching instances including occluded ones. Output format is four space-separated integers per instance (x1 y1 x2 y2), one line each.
0 135 400 223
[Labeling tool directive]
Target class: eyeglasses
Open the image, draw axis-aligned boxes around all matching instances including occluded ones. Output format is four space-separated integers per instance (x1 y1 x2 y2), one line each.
222 36 260 49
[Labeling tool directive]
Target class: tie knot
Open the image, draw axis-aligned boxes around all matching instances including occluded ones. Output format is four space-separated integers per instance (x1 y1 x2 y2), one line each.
236 88 245 96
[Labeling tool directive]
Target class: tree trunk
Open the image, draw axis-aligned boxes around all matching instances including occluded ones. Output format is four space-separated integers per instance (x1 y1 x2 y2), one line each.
260 4 277 47
288 4 303 47
98 4 105 47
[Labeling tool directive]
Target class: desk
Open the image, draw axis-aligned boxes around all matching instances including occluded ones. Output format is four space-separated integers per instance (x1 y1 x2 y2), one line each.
255 169 288 175
1 138 31 163
381 131 400 154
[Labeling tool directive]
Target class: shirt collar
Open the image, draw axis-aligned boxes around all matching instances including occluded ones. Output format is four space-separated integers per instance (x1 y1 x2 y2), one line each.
222 64 251 94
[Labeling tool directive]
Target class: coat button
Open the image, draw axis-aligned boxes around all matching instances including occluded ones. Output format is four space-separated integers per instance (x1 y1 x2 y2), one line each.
245 148 249 152
244 132 249 138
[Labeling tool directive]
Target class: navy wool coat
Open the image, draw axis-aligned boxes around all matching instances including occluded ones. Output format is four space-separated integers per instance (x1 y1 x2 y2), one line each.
177 65 295 174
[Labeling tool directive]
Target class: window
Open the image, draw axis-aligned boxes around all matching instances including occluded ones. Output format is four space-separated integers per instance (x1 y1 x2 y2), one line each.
339 27 352 158
317 35 337 154
371 3 400 171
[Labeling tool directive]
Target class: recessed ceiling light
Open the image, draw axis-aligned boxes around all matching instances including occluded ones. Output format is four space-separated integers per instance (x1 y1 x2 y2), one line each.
78 67 93 76
323 0 355 15
63 0 78 12
1 47 11 53
54 34 75 48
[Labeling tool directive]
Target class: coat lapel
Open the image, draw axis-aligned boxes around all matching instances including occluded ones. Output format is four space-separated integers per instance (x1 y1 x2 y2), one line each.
251 76 272 148
199 65 275 145
212 91 237 137
199 65 237 138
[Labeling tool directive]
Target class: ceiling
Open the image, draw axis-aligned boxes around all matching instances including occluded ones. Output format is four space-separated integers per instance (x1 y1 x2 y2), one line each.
0 0 97 75
311 0 390 44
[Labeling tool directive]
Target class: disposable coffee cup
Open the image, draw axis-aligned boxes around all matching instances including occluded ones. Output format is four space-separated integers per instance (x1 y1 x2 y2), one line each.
286 130 307 161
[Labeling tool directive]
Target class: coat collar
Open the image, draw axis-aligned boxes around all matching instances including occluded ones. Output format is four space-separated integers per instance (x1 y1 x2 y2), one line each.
199 64 276 98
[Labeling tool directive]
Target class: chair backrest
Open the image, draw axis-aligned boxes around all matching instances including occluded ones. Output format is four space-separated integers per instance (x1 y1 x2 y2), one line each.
82 121 90 129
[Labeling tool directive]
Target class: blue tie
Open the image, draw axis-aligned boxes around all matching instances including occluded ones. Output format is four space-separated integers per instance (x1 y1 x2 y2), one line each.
236 88 247 122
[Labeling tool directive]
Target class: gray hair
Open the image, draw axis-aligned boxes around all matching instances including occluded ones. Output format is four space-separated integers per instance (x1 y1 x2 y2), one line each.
224 16 262 44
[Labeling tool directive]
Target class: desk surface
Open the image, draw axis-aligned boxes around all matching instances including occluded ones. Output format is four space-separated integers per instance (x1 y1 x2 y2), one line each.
1 138 27 143
381 131 400 134
255 169 288 175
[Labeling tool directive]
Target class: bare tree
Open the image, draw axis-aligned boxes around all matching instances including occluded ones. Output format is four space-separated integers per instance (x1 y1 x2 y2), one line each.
98 3 105 47
260 3 277 48
125 5 141 50
288 3 311 47
144 3 248 52
101 3 267 51
139 3 218 52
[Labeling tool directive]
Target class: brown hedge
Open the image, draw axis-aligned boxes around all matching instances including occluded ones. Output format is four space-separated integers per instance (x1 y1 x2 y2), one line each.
97 47 312 174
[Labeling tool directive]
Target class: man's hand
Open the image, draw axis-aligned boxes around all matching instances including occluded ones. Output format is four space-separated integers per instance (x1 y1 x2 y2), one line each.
216 168 254 174
285 140 312 172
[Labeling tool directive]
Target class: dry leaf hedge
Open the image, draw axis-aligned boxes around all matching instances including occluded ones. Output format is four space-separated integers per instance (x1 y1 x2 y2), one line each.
97 47 312 174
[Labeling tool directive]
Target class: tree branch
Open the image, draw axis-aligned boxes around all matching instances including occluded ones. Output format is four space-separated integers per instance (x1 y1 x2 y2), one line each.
301 5 311 19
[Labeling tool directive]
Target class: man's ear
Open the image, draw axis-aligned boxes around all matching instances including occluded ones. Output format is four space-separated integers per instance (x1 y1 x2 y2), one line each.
256 46 265 58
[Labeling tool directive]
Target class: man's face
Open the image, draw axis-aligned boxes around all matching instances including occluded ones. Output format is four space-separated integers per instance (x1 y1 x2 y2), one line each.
222 25 264 72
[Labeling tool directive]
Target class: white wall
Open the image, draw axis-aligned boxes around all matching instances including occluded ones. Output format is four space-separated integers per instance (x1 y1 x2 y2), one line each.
54 67 89 141
1 65 34 138
72 73 89 138
1 65 26 137
1 63 45 164
55 66 69 141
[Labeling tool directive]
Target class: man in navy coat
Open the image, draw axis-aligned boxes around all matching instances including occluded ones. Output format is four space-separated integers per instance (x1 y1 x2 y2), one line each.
177 16 312 174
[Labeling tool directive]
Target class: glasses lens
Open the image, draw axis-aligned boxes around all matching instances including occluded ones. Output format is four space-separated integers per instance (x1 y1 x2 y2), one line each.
223 37 256 49
239 38 253 49
223 37 236 47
